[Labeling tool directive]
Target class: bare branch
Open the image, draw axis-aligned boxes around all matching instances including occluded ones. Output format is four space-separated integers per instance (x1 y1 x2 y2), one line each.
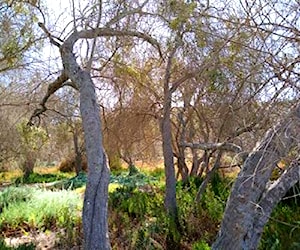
181 141 242 153
65 28 163 58
28 71 69 125
38 22 63 47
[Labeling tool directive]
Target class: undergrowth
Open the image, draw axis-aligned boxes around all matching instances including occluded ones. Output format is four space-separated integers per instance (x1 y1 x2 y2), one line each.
0 186 82 248
1 169 299 249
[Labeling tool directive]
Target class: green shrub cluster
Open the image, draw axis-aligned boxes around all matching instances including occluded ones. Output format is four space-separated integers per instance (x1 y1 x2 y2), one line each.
260 204 300 250
109 172 229 248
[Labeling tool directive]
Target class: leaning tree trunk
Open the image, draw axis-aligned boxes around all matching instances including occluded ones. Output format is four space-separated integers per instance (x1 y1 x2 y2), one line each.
60 36 111 249
212 104 300 250
35 22 163 250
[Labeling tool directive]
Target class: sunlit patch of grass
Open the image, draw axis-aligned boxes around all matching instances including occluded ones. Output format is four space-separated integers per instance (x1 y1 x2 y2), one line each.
0 170 23 183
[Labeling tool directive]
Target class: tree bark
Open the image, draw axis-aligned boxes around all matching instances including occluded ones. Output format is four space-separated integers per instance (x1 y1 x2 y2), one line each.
212 104 300 250
161 99 178 219
60 36 111 250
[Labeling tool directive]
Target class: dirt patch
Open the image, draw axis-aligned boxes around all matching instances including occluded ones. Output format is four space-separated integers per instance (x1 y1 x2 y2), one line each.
4 231 57 249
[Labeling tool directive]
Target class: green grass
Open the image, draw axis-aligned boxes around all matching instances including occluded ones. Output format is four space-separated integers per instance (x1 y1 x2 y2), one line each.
0 187 82 232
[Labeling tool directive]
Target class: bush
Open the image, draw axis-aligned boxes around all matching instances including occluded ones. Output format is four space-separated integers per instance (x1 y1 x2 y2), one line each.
192 240 211 250
58 155 87 173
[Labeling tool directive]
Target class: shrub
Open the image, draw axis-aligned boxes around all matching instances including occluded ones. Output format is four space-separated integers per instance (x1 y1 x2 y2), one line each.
0 186 34 212
260 204 300 250
58 155 87 173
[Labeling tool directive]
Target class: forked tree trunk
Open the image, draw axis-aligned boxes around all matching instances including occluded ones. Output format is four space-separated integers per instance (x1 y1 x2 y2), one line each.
212 105 300 250
60 37 111 250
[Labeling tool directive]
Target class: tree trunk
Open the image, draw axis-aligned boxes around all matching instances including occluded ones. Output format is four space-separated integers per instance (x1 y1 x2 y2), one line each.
195 151 223 202
161 106 178 218
73 130 82 175
161 84 180 249
212 105 300 250
23 153 35 179
190 148 200 177
60 38 111 250
176 147 189 182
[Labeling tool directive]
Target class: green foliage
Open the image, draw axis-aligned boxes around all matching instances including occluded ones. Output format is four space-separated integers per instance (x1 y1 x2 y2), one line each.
0 0 39 68
110 171 159 188
0 186 34 211
0 187 82 232
260 204 300 250
109 172 162 219
62 172 87 189
201 186 224 221
16 121 48 151
192 240 211 250
15 172 68 184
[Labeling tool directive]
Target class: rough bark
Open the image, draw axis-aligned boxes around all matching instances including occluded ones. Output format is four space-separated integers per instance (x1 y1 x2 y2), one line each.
212 104 300 250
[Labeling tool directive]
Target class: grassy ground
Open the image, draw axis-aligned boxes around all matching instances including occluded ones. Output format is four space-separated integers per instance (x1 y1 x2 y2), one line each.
0 165 299 249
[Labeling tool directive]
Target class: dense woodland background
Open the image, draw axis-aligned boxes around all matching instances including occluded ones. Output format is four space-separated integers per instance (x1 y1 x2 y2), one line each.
0 0 299 249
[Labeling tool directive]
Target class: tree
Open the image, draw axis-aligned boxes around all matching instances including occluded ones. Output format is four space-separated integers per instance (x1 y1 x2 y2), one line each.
29 2 162 248
16 119 48 178
212 104 300 249
211 0 300 248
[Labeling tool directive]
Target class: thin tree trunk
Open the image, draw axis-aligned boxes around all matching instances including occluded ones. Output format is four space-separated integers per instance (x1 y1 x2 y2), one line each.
161 105 178 218
190 148 200 177
195 151 223 202
212 105 300 250
73 130 82 175
176 148 189 182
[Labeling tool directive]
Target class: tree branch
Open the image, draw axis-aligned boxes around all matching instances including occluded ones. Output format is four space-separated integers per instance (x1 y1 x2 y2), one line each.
72 28 163 58
181 141 242 153
28 71 69 125
38 22 63 48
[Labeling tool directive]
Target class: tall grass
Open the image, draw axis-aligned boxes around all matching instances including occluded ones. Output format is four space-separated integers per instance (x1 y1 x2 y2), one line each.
0 186 82 246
